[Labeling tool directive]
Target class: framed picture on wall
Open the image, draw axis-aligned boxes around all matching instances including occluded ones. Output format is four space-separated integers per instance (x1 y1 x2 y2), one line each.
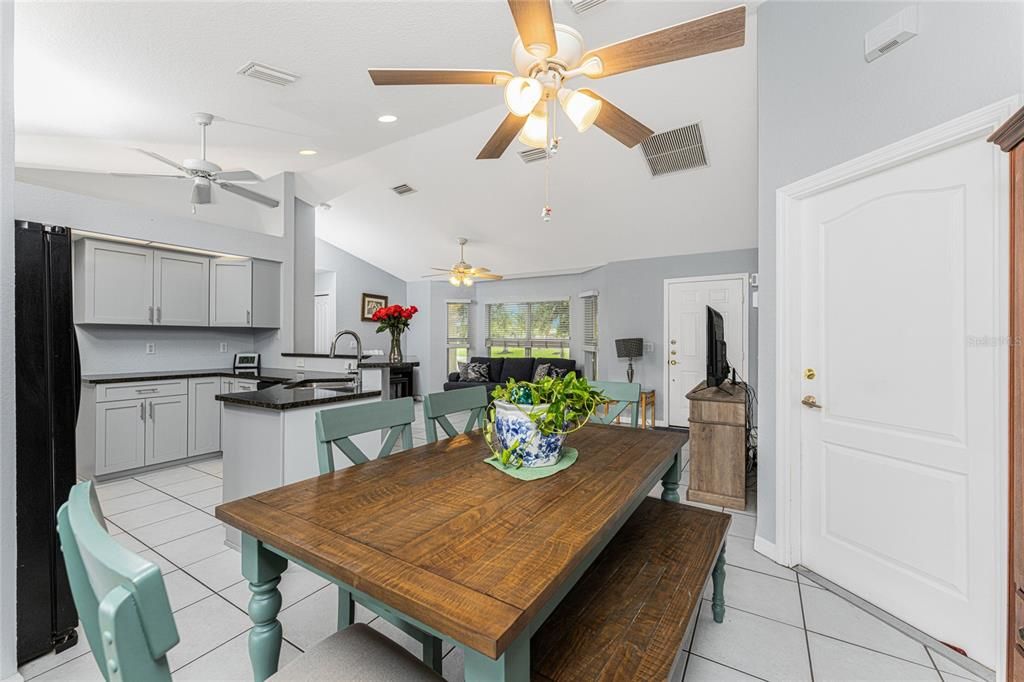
361 293 388 321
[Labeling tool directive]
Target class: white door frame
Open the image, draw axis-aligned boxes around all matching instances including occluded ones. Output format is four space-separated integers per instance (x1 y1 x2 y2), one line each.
314 289 336 354
662 273 750 428
773 96 1016 676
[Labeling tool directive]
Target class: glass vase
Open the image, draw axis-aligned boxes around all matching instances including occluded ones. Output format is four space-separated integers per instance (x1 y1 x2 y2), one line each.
388 331 403 364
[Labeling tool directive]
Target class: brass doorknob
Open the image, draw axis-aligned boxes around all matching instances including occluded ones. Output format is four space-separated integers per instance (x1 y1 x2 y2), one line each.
669 360 678 366
801 395 822 409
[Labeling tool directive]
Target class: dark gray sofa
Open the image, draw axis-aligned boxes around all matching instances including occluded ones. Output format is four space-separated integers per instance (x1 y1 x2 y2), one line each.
443 356 581 398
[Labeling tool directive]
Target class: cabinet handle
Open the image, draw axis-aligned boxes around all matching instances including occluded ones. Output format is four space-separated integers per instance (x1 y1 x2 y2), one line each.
246 310 251 325
149 402 153 420
148 306 154 323
135 388 158 394
140 402 145 420
156 306 161 323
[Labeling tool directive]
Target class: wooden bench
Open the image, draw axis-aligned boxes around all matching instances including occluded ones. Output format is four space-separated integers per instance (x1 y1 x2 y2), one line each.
531 498 731 681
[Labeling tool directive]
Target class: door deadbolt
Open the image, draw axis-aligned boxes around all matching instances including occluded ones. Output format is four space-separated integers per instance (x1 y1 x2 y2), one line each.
804 368 816 380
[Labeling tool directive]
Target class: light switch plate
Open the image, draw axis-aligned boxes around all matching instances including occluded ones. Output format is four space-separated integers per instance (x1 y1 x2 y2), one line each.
145 343 155 355
219 342 228 353
643 342 655 353
296 358 305 367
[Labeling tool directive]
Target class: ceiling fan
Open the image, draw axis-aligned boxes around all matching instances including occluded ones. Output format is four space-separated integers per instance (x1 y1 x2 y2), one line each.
422 238 504 287
110 112 280 209
369 1 746 159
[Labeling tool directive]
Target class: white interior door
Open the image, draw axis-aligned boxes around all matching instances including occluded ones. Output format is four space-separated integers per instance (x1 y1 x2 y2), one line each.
797 131 1001 665
666 277 746 427
314 293 335 354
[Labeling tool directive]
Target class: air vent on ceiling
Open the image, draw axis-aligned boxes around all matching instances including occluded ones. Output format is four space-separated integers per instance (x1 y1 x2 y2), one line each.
517 148 550 164
390 183 417 196
639 123 708 177
237 61 300 86
569 0 608 14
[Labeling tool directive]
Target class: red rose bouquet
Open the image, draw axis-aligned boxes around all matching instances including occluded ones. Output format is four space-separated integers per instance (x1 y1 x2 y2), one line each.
371 305 418 362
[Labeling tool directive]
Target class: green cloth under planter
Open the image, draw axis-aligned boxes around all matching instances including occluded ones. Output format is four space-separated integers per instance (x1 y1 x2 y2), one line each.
484 447 578 480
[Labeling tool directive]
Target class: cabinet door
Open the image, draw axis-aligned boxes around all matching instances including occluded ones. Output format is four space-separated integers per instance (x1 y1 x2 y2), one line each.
188 378 221 456
146 396 188 465
77 240 153 325
155 251 210 326
95 399 147 475
210 259 252 327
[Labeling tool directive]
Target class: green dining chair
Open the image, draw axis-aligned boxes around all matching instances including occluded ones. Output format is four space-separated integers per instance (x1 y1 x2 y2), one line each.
422 386 487 444
313 398 443 673
57 481 440 682
589 381 642 428
314 397 415 473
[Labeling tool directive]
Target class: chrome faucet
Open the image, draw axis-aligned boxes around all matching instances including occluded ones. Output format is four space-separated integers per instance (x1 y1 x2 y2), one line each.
329 330 363 386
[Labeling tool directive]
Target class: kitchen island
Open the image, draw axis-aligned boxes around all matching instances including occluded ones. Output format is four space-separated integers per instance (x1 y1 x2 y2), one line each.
217 379 383 548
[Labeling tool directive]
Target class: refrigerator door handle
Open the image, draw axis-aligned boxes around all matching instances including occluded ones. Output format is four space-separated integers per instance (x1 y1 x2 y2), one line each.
72 330 81 428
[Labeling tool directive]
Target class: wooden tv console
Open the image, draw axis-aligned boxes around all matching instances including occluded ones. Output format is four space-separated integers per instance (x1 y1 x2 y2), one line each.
686 380 748 510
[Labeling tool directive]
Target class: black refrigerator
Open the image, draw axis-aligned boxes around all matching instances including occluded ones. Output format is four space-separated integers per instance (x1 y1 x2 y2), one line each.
15 221 80 663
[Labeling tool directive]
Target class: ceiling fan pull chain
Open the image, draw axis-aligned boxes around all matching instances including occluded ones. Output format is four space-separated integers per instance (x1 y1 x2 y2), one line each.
542 113 553 223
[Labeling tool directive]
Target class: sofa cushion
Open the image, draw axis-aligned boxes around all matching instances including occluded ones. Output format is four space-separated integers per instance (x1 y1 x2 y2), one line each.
459 361 491 383
499 357 535 383
542 358 577 376
470 357 504 384
444 381 499 398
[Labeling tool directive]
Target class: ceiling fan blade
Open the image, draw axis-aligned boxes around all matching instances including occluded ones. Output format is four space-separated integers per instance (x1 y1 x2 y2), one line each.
421 273 451 278
508 0 558 57
580 5 745 79
213 169 263 183
134 148 189 173
469 266 491 273
369 69 513 86
110 172 189 179
190 179 211 205
474 273 504 280
429 267 454 272
577 89 654 148
477 113 528 159
216 181 280 208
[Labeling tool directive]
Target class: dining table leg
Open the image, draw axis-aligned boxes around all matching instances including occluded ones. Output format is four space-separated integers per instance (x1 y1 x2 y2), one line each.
660 450 681 502
242 534 287 682
463 632 529 681
712 545 727 623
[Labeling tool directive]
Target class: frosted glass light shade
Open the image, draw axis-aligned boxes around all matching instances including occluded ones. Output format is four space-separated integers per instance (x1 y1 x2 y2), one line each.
504 77 543 117
517 103 548 149
557 88 602 133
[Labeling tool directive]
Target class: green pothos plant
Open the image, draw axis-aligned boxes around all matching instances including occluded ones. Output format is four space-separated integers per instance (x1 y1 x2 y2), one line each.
483 372 606 467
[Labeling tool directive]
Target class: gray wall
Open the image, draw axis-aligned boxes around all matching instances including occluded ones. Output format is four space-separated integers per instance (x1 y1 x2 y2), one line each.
75 326 257 375
292 199 315 352
756 0 1024 544
314 238 408 354
416 248 758 424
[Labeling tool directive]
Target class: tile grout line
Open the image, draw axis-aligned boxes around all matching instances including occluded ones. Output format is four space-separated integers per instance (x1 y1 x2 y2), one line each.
796 575 815 681
686 653 772 682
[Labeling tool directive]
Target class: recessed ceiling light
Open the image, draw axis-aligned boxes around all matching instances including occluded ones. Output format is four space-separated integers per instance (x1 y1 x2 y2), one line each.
298 149 317 156
377 114 398 123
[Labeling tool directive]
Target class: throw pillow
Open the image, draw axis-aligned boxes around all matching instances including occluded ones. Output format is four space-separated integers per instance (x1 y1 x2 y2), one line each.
459 361 490 383
549 366 569 379
532 363 553 382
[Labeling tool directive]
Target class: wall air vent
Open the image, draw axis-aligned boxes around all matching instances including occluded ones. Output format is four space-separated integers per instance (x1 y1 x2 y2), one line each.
518 148 550 164
237 61 300 86
569 0 608 14
639 122 708 177
390 184 417 196
864 6 918 62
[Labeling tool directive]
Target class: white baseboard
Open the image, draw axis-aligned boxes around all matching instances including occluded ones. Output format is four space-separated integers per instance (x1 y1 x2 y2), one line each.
753 534 781 564
3 672 25 682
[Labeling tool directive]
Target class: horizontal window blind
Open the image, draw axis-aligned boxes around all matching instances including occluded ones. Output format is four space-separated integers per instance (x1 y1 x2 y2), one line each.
486 300 570 352
446 301 471 346
582 294 598 351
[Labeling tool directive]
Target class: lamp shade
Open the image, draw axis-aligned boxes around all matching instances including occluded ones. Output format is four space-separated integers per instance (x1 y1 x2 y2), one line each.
615 338 644 359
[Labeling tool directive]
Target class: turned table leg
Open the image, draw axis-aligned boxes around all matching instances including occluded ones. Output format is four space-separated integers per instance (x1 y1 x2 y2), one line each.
712 545 727 623
661 450 681 503
242 534 287 682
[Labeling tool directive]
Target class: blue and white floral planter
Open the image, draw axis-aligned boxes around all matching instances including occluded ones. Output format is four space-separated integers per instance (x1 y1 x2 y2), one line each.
493 400 567 467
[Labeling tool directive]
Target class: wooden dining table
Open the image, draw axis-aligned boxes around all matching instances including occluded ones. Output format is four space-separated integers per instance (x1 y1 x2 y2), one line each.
216 423 688 681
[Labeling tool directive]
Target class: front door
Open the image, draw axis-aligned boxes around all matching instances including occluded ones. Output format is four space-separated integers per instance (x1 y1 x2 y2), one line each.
797 127 1002 665
666 277 746 427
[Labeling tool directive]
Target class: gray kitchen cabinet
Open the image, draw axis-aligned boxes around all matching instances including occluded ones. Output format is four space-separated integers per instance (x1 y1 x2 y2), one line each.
210 258 280 328
95 398 147 475
74 239 154 325
154 251 209 326
188 377 222 456
146 395 188 465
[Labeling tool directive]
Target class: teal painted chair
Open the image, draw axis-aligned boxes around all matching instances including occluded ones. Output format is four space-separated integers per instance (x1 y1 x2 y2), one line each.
313 398 443 673
314 397 415 473
422 386 487 444
589 381 642 428
57 481 440 681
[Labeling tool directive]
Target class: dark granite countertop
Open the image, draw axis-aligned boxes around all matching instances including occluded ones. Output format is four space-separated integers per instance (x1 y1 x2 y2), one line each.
280 352 369 360
82 368 356 385
357 356 420 369
216 384 381 410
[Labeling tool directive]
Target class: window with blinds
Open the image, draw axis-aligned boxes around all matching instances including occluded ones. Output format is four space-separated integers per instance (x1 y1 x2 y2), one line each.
581 293 598 379
446 301 471 373
486 300 570 358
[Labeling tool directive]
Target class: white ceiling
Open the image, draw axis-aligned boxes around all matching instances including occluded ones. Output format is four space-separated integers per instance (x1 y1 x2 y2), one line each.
15 0 758 280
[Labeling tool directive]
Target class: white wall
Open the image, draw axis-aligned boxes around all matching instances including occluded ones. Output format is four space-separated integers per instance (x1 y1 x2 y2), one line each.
0 2 16 678
756 0 1024 544
313 237 408 354
292 199 315 353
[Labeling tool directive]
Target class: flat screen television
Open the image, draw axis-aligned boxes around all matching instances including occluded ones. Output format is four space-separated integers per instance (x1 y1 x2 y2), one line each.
706 305 729 387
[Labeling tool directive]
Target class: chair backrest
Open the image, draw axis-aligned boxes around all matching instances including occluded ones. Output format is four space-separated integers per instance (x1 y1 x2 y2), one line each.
589 381 642 428
315 397 416 473
422 386 488 443
56 481 178 682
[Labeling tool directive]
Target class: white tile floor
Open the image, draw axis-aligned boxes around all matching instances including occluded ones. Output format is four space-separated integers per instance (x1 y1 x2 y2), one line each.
21 406 988 681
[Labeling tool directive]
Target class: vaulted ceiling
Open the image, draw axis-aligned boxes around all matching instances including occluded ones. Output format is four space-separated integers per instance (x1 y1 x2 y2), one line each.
15 0 758 280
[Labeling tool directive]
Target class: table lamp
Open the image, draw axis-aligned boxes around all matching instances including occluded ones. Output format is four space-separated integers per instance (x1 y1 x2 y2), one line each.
615 338 644 383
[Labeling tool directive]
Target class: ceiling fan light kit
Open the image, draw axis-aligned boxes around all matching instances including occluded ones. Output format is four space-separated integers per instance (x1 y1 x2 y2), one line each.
504 76 543 116
518 102 550 149
425 238 504 287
